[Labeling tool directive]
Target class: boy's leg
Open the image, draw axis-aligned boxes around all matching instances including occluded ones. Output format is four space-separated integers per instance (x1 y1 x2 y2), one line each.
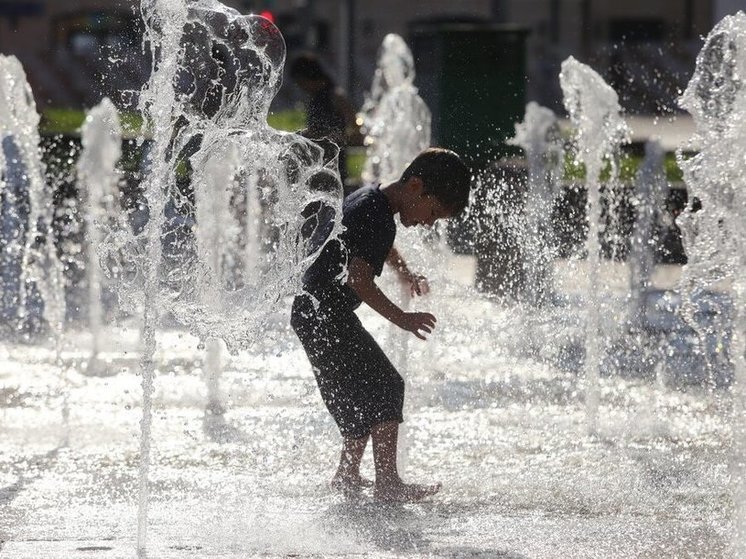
331 434 370 490
371 420 441 502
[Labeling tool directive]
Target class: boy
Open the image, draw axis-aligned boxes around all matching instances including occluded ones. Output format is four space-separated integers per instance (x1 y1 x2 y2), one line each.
292 148 471 502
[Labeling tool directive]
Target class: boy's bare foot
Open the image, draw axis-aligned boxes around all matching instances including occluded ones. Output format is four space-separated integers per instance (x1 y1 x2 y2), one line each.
373 479 441 503
330 473 374 496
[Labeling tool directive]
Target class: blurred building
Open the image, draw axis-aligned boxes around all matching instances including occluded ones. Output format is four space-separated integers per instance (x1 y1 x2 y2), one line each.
0 0 733 113
0 1 144 108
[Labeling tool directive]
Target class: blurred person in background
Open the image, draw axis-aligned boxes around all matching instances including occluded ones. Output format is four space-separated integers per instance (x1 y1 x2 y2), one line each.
289 53 362 188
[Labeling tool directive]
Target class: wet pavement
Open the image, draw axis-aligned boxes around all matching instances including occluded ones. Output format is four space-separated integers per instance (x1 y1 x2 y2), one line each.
0 272 736 558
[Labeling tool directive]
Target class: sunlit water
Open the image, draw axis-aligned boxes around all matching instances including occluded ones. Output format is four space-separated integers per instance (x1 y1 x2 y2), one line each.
559 57 630 435
0 264 734 557
2 3 746 558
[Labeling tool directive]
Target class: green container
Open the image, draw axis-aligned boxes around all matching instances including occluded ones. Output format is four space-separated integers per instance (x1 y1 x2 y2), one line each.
409 23 529 168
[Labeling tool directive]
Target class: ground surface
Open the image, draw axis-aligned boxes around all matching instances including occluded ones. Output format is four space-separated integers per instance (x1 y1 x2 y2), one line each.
0 259 737 558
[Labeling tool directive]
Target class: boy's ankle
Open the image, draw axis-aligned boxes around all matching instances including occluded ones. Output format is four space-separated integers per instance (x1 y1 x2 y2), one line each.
373 472 401 485
334 465 361 480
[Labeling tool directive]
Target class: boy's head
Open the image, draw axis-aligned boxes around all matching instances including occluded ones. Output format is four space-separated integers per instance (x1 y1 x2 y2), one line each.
398 148 471 227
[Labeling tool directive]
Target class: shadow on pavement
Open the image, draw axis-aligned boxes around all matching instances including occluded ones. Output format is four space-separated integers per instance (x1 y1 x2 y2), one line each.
324 499 529 558
0 446 63 549
202 410 252 444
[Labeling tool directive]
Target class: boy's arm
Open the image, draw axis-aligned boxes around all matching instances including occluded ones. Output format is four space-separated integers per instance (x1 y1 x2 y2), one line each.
347 256 436 340
385 247 429 296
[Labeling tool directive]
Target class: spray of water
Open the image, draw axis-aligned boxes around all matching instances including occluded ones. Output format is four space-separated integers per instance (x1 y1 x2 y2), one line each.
560 56 630 434
0 55 66 343
92 1 344 553
676 12 746 555
78 98 122 371
508 101 564 306
360 33 431 186
629 139 666 328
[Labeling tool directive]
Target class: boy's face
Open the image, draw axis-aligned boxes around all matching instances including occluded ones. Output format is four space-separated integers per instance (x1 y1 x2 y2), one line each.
401 178 452 228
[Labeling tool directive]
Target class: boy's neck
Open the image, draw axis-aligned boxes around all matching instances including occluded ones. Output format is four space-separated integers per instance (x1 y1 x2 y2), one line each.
380 181 404 216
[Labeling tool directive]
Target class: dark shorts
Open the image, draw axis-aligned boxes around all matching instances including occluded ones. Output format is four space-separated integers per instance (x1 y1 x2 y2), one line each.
291 294 404 439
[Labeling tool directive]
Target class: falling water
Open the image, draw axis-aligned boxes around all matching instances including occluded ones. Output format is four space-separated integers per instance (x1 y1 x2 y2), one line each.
629 139 666 329
676 11 746 556
93 1 344 553
508 101 564 306
360 33 431 186
560 57 630 434
0 55 66 344
78 98 122 371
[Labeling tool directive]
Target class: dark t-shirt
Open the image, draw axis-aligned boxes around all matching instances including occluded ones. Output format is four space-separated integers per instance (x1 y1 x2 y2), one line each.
303 184 396 310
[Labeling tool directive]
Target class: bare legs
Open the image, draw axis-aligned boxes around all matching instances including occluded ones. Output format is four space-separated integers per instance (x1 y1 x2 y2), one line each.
331 435 371 492
331 420 440 502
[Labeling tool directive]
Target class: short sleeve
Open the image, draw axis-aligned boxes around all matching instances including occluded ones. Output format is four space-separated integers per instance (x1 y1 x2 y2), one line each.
342 196 394 276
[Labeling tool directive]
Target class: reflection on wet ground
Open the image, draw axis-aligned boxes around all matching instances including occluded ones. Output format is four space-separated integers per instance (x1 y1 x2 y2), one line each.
0 296 735 558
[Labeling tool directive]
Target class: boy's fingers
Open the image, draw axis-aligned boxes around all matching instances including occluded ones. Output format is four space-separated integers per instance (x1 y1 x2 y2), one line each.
418 278 430 295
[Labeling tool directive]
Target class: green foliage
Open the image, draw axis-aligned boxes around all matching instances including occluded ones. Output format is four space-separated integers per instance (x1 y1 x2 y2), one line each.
39 108 85 135
41 107 305 136
40 108 143 137
39 108 685 185
562 151 684 183
346 149 365 181
267 109 306 132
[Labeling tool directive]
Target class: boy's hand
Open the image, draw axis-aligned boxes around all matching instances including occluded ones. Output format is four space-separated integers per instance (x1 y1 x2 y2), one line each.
386 247 429 297
399 272 430 297
397 311 437 340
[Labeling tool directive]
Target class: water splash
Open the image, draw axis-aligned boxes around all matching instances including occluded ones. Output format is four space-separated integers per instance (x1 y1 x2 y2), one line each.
676 12 746 555
158 1 344 352
629 139 666 327
95 1 344 553
508 101 564 306
0 55 66 342
560 56 630 434
359 33 431 185
78 98 122 371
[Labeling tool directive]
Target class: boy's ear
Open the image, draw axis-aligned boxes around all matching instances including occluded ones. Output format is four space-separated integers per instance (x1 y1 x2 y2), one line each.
406 176 425 195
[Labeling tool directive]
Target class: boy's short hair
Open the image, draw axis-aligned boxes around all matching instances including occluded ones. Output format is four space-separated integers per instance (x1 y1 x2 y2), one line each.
400 148 471 215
